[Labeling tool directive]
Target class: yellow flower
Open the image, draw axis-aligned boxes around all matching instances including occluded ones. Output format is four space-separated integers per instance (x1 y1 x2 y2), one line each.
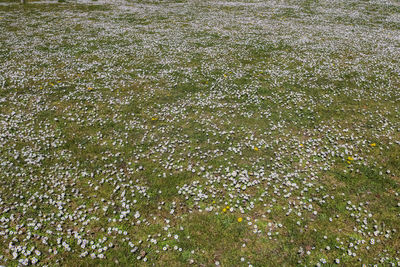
347 156 354 161
299 144 303 147
88 87 93 91
370 143 376 147
212 200 216 204
226 206 230 209
254 146 259 151
223 74 227 78
237 217 243 222
151 117 158 121
222 208 227 212
50 83 54 86
347 161 351 164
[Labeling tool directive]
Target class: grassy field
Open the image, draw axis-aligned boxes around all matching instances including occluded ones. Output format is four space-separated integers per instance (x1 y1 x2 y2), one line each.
0 0 399 266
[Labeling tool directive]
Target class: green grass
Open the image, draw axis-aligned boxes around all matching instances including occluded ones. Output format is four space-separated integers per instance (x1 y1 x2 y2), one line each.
0 0 399 266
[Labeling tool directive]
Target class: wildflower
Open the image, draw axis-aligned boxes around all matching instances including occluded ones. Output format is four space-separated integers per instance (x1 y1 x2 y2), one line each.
151 117 158 121
223 74 227 78
370 143 376 147
238 217 243 222
222 208 227 212
88 87 93 91
254 146 259 151
299 144 303 147
31 257 38 264
347 156 354 161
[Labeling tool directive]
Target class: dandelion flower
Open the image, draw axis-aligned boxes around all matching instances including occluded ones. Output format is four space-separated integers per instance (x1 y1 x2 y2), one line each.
370 143 376 147
238 217 243 222
254 147 259 151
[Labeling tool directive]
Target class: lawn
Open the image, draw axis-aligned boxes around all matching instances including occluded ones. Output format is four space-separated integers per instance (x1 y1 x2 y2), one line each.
0 0 399 266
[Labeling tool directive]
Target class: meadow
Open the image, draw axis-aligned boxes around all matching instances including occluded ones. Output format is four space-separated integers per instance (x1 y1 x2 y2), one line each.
0 0 399 265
